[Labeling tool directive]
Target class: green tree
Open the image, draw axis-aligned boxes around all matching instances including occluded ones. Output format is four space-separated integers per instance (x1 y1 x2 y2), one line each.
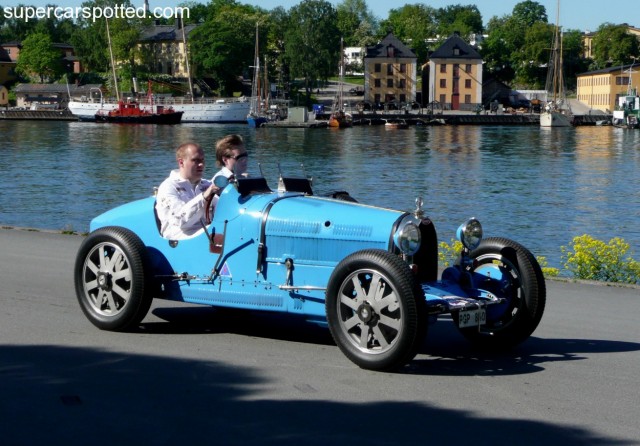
70 0 137 73
591 23 640 67
266 7 291 96
481 1 548 85
15 32 63 82
284 0 340 103
481 16 519 83
178 1 210 24
512 0 548 27
514 21 554 88
435 4 483 37
336 0 378 47
190 1 265 96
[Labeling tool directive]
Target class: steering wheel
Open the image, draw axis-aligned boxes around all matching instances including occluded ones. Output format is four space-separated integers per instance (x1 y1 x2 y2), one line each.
204 193 216 224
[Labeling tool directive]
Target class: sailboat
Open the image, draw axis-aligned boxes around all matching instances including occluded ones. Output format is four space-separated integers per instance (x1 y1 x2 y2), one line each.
95 18 183 124
247 24 268 128
540 0 572 127
328 37 352 128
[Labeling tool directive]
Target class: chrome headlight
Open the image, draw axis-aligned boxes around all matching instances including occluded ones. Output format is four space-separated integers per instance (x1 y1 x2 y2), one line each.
456 218 483 251
394 217 421 256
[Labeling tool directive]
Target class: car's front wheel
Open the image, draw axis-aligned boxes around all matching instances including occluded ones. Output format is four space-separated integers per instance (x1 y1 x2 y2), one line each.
74 226 153 331
326 249 425 371
455 237 546 348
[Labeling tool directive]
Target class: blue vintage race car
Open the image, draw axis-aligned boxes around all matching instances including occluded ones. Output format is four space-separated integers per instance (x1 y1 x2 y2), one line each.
74 173 546 371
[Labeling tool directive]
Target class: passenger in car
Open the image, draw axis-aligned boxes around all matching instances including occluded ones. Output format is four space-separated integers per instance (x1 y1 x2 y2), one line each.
212 134 249 183
155 142 220 239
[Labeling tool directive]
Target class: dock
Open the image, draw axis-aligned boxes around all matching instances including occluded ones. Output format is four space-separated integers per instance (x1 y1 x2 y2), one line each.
0 109 77 121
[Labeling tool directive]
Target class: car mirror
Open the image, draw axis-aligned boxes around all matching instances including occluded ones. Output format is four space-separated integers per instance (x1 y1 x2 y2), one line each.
214 176 229 188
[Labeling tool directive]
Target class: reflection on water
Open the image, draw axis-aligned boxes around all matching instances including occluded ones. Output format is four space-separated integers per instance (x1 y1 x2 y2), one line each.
1 120 638 269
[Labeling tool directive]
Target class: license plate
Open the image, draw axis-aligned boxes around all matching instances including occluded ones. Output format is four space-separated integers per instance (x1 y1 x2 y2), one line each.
459 309 486 328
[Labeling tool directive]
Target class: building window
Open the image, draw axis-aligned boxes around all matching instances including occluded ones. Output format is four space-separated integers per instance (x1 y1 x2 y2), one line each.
440 79 446 88
465 79 471 88
375 63 381 73
465 94 471 103
387 79 394 88
399 64 406 73
374 93 381 103
399 79 406 88
616 76 630 85
387 64 394 75
440 64 446 73
466 64 472 73
439 94 446 104
374 78 381 88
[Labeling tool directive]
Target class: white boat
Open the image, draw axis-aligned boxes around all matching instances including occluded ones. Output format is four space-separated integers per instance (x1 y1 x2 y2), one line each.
68 17 250 123
540 0 572 127
68 92 250 123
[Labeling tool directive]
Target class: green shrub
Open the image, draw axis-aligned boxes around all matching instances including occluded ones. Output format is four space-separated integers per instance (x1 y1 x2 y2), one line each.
561 234 640 284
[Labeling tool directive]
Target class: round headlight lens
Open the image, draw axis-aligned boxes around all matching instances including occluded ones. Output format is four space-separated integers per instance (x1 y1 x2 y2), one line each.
395 222 421 255
456 218 483 251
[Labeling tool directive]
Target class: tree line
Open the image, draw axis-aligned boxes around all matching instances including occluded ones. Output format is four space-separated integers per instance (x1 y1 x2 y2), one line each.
2 0 639 99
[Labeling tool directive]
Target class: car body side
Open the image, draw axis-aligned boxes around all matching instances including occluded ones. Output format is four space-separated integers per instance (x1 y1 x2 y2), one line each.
89 182 426 322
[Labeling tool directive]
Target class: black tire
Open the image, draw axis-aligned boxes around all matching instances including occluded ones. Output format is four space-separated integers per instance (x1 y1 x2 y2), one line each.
326 249 425 371
455 237 546 348
74 226 153 331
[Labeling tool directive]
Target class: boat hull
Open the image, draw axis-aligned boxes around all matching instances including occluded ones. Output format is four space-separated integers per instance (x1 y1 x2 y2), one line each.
540 111 572 127
95 111 184 124
69 99 250 123
247 115 268 128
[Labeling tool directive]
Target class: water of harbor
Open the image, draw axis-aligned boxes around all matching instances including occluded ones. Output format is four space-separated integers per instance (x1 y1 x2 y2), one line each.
1 119 639 270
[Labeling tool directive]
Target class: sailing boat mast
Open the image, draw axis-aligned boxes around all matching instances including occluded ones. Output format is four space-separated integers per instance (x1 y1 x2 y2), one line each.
179 14 194 102
251 23 261 115
337 36 344 112
105 18 119 101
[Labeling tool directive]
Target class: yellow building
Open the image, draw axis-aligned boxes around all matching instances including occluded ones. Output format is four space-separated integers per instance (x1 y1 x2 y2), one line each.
363 33 417 106
582 24 640 59
577 64 639 112
427 33 483 111
137 19 197 79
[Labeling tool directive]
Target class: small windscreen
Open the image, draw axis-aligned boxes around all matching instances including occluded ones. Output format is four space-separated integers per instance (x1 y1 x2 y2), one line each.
281 177 313 195
237 177 272 196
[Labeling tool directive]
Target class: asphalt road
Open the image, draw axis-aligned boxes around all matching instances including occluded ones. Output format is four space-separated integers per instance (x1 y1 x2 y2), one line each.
1 228 639 445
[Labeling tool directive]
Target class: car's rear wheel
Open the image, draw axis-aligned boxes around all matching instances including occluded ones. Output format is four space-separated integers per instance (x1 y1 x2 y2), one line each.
454 237 546 348
74 226 153 331
326 249 425 371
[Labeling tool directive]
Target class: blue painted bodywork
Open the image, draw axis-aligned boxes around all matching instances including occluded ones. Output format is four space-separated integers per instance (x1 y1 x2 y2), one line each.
89 177 503 323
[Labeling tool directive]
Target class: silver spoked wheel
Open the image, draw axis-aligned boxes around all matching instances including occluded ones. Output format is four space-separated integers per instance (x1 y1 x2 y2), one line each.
82 241 134 317
326 249 424 371
336 269 403 354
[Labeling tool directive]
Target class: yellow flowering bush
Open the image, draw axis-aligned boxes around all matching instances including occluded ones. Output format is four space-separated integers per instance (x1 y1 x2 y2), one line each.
437 234 639 284
561 235 640 284
536 256 560 277
438 238 463 267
